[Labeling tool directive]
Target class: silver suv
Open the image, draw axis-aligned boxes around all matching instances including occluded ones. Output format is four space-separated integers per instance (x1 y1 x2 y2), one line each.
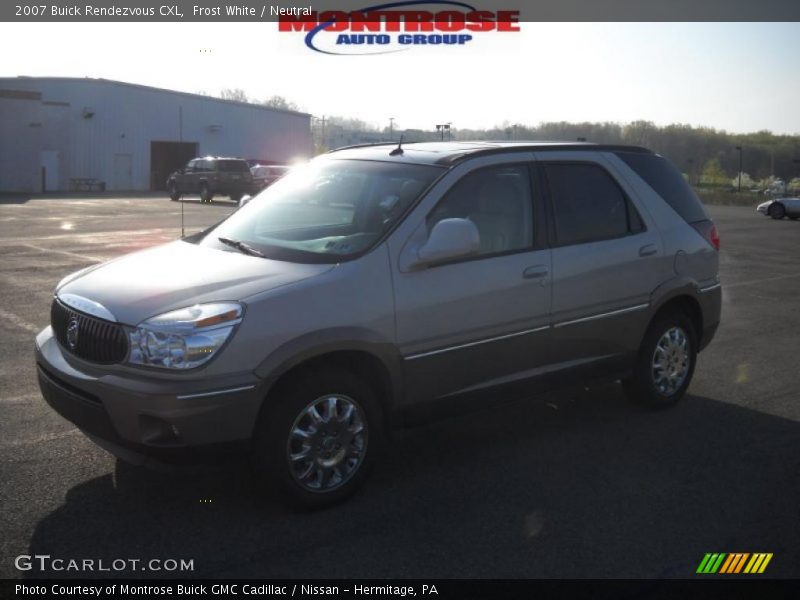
36 142 721 507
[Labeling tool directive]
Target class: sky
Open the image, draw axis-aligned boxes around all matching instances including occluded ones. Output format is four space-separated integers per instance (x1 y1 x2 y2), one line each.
2 21 799 134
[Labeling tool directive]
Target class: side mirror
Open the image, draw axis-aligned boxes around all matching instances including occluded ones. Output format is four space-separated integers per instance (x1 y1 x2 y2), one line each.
415 218 480 266
238 194 252 208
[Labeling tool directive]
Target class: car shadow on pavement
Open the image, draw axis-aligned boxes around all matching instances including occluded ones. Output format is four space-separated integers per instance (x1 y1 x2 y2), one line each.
24 385 800 579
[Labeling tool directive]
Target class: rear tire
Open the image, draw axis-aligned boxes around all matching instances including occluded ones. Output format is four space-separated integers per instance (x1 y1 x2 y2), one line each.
200 183 212 204
623 312 697 409
230 192 242 202
252 369 382 509
769 203 785 219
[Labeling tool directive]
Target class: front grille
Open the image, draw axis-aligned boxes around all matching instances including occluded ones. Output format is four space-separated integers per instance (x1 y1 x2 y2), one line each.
51 299 128 364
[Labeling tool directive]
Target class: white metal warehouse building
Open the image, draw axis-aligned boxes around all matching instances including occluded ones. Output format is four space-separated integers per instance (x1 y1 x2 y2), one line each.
0 77 313 193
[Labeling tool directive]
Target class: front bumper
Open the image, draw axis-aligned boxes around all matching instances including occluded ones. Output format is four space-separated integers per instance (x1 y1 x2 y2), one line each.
35 326 263 465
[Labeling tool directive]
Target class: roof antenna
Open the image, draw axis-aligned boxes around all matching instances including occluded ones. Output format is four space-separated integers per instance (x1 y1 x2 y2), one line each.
390 135 404 156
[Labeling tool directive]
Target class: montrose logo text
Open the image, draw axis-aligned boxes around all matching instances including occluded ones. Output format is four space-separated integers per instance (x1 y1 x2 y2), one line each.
278 1 520 55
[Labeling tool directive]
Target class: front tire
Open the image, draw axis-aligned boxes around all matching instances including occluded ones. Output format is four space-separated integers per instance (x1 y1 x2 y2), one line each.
253 369 382 509
623 312 697 409
168 181 180 202
769 203 785 219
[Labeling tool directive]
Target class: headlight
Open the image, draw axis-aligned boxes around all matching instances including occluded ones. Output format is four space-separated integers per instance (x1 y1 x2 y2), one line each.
127 303 243 370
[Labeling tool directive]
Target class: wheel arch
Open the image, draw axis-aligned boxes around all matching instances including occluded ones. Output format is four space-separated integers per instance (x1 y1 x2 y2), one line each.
649 293 703 346
770 201 785 214
253 333 403 437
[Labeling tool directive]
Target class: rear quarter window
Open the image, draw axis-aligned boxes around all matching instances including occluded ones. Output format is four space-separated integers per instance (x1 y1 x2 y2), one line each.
616 152 709 223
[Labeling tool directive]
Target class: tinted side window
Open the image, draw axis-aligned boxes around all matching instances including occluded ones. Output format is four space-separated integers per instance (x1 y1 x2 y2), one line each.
217 160 250 172
185 160 197 173
616 152 708 223
545 163 631 245
428 165 534 256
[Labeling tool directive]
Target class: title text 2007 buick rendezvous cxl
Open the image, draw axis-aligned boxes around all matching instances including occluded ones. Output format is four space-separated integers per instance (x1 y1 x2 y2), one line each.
36 142 721 507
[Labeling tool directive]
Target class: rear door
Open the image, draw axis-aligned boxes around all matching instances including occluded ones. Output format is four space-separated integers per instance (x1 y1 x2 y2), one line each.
196 159 212 192
785 197 800 217
537 151 663 366
391 156 553 405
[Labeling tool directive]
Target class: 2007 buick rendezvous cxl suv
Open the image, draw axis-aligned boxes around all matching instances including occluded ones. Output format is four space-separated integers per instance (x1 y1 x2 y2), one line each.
36 142 721 507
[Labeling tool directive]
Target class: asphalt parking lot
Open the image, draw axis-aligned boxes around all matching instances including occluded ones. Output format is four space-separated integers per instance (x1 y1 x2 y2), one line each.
0 195 798 579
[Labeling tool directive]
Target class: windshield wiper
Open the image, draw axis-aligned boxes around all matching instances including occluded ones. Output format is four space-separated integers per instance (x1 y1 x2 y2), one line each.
218 237 266 258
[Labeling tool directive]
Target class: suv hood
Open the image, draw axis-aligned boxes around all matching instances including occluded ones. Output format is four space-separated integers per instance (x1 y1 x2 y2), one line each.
56 240 333 325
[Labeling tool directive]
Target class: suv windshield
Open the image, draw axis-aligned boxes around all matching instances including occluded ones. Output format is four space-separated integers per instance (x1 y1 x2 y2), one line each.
199 159 443 263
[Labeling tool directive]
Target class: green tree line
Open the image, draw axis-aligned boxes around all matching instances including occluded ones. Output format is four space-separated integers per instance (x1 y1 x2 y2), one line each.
456 121 800 186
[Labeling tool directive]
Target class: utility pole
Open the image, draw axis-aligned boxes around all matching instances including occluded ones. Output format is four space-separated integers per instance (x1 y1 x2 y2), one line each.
389 117 395 140
312 115 328 153
735 146 743 192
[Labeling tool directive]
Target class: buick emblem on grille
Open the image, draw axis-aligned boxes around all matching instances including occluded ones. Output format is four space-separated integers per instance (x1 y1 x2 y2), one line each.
66 316 79 350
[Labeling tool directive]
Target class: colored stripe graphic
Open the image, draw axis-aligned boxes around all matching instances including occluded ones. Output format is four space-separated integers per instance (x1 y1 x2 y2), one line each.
744 553 773 574
719 553 749 573
697 553 726 573
698 552 773 574
733 553 750 573
718 554 735 574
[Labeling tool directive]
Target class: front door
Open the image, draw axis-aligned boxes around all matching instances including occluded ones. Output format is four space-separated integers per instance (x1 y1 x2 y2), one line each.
40 150 59 192
393 162 552 405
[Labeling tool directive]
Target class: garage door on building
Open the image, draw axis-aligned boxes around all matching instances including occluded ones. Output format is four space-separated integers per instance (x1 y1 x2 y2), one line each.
150 141 198 191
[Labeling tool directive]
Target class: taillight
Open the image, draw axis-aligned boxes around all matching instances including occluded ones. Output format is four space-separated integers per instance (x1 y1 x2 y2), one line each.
692 220 720 251
709 223 720 251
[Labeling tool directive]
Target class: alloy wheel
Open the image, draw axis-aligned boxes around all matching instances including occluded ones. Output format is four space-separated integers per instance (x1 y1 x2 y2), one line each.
651 326 690 395
286 394 368 493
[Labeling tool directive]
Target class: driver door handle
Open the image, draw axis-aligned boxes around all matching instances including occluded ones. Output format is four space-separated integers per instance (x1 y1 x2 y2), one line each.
639 244 657 257
523 265 549 279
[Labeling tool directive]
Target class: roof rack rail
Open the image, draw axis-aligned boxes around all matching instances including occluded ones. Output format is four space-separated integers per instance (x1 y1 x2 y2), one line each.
326 142 405 153
438 143 653 165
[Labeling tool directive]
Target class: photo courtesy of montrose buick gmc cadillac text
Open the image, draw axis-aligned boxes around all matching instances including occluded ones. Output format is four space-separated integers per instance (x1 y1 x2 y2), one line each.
35 142 721 507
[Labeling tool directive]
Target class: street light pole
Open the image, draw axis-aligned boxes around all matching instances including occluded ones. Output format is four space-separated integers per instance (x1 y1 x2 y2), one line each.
389 117 395 140
735 146 743 192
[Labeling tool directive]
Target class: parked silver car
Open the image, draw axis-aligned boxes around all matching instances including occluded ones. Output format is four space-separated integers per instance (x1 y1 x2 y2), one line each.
756 197 800 220
36 141 721 507
250 164 291 192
